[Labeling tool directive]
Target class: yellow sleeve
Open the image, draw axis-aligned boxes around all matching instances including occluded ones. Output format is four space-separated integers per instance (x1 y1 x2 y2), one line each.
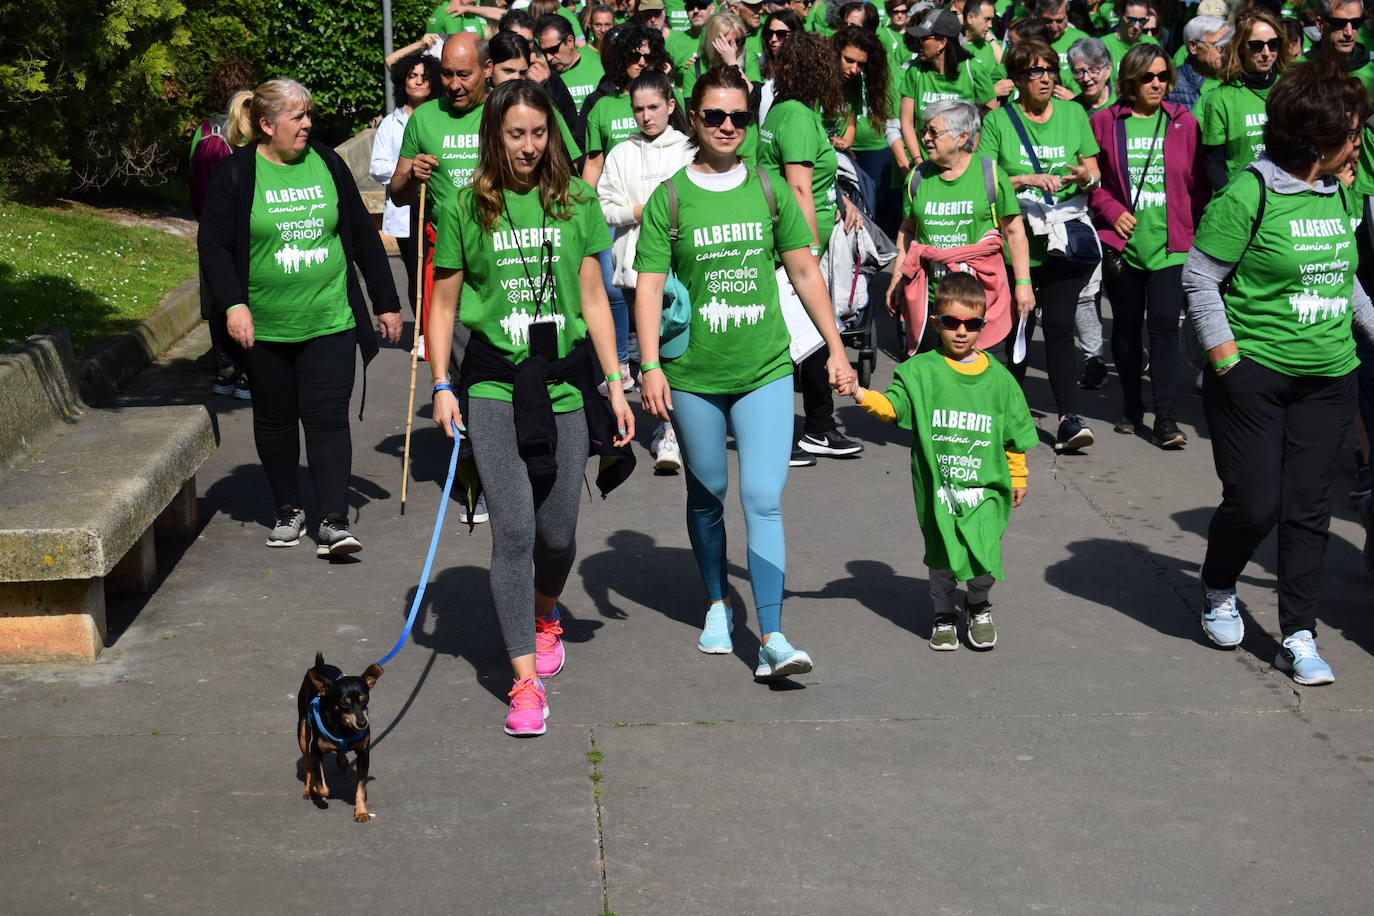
857 388 897 423
1006 450 1027 489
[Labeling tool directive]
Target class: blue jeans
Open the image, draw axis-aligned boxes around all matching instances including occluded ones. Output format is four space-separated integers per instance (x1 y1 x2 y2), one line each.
597 246 628 363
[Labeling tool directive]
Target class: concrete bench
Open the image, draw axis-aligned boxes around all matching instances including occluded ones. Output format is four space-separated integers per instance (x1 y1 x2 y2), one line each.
0 331 216 661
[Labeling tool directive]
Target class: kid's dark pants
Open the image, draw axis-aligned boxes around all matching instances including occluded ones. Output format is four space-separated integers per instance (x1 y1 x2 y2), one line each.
1200 360 1356 636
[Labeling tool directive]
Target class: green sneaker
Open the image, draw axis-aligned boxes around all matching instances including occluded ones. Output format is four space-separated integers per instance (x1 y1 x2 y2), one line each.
929 613 959 651
965 601 997 650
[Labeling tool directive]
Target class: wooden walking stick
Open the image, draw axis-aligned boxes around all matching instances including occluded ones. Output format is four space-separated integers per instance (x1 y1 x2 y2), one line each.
400 183 427 516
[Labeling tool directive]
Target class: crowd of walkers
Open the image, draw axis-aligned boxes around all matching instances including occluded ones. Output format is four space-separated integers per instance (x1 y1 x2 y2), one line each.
193 0 1374 736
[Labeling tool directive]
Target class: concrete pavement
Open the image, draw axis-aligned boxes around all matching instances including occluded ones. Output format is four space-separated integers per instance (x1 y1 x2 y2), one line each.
2 258 1372 915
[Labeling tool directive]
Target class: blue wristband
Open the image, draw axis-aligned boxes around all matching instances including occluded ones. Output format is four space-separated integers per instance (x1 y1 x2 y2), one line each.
432 382 455 396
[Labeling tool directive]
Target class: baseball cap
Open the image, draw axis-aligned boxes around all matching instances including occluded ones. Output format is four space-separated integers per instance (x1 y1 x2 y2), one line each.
638 0 666 11
906 8 962 41
1196 0 1230 18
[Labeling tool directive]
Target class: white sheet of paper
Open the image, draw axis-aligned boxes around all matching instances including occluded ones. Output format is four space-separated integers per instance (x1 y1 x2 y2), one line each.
778 267 825 363
1012 313 1028 364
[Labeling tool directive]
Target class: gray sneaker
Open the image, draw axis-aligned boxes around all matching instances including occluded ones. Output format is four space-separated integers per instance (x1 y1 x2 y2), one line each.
266 506 305 547
316 515 362 557
965 600 997 650
929 613 959 651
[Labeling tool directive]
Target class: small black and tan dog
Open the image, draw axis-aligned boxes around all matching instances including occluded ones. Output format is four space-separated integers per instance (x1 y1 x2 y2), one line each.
297 652 383 822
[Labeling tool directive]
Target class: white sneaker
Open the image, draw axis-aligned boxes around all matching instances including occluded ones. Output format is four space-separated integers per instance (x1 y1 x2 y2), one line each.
655 427 682 472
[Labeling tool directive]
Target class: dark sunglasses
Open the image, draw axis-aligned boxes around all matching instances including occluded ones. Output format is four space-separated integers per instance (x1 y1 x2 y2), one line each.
765 27 791 38
629 50 653 62
684 0 711 8
1124 15 1147 25
1247 37 1281 54
890 5 909 12
931 315 986 331
700 108 752 128
540 41 565 56
1324 15 1361 31
1141 26 1160 35
1138 70 1169 85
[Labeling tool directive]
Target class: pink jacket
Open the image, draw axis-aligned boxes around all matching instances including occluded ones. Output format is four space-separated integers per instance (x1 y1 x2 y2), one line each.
1088 101 1207 255
900 232 1013 354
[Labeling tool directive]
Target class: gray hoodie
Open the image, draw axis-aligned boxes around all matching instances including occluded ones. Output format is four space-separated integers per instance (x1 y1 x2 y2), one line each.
1181 155 1374 354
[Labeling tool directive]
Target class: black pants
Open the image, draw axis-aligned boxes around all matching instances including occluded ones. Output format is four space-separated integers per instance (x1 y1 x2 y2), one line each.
244 328 357 518
1200 360 1356 635
1006 258 1087 417
396 202 425 316
1105 262 1184 420
797 347 836 437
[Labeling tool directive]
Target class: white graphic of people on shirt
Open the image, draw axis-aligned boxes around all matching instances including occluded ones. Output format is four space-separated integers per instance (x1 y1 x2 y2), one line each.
501 308 566 346
1289 290 1347 325
276 243 329 274
937 485 987 515
699 295 766 333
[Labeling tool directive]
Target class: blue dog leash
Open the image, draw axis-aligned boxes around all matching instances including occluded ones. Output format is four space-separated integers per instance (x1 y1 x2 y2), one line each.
375 420 462 668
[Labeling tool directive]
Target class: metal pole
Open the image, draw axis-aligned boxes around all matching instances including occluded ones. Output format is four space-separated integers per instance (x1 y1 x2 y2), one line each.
383 0 395 114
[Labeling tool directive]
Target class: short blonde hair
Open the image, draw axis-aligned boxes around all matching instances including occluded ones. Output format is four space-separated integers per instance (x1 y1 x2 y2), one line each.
701 11 749 69
246 79 313 142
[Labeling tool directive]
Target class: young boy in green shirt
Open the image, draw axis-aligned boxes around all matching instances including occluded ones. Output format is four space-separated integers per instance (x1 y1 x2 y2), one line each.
850 273 1038 650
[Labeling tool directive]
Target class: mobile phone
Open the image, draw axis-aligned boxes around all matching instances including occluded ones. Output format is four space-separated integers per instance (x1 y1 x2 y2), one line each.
529 315 559 360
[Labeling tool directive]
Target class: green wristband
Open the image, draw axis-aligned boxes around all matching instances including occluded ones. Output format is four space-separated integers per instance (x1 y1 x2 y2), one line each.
226 303 247 313
1212 353 1241 373
1014 278 1032 286
605 371 623 383
639 361 661 372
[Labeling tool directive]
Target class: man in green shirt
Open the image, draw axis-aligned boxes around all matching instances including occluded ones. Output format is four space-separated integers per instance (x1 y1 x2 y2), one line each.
1305 0 1374 104
1036 0 1091 97
1101 0 1158 65
537 13 608 117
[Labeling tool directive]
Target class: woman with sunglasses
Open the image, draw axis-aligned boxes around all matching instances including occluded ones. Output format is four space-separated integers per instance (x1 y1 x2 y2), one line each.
881 0 912 71
634 65 855 678
428 80 633 736
978 38 1101 453
1195 8 1291 192
1088 44 1206 449
759 29 866 464
750 8 804 127
897 8 996 170
1181 59 1374 685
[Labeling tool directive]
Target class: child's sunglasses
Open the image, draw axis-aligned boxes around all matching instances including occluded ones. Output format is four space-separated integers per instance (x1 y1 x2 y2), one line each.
931 315 986 331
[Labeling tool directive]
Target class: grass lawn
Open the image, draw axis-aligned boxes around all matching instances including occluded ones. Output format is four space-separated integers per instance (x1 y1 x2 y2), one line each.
0 201 198 355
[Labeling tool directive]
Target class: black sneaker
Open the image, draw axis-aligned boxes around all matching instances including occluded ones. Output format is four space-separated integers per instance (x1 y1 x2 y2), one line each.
789 446 817 467
233 372 252 401
1078 356 1108 390
1153 417 1186 449
316 515 362 557
798 430 864 457
1113 410 1143 435
212 372 237 396
1351 453 1371 501
1055 414 1094 453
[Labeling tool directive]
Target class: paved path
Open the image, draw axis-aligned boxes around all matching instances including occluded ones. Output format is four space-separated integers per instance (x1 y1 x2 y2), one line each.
3 259 1372 915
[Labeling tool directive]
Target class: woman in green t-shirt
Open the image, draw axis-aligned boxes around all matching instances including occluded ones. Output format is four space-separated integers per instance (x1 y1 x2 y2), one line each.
197 79 402 555
1181 60 1374 686
428 80 633 737
634 64 856 680
1196 8 1291 192
897 8 997 172
831 27 895 216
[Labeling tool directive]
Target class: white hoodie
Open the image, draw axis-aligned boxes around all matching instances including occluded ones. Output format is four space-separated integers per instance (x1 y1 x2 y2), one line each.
597 126 695 288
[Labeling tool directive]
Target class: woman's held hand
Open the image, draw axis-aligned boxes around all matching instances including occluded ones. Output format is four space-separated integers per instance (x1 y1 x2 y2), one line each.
432 387 464 439
638 366 673 421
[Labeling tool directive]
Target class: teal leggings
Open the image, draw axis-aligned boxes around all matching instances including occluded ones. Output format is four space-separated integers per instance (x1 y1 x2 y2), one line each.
669 377 792 634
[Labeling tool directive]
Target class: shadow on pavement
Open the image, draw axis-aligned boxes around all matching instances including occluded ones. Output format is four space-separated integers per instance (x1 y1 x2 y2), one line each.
201 464 391 528
791 559 929 638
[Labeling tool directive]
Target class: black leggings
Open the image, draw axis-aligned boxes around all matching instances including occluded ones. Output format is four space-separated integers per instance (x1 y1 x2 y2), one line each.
244 328 357 517
1006 259 1087 417
1105 262 1184 420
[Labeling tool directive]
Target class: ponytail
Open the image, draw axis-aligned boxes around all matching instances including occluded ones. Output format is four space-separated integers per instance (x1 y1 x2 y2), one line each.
223 90 255 148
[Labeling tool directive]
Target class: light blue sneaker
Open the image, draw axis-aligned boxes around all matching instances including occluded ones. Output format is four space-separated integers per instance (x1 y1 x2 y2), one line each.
755 632 813 678
1200 574 1243 648
697 602 733 654
1273 630 1335 686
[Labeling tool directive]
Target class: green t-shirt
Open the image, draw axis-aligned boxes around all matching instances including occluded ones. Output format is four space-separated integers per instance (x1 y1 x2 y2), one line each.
634 166 814 394
1193 171 1360 378
562 51 607 113
1196 82 1270 183
585 92 638 157
902 158 1019 299
1101 33 1159 66
1089 7 1118 34
805 1 834 37
901 59 997 120
979 101 1100 264
1355 124 1374 198
432 180 611 410
398 98 485 214
1051 28 1092 88
424 5 486 35
880 24 909 72
841 76 893 153
757 99 838 249
665 29 697 68
248 148 353 342
1120 112 1182 272
742 31 764 83
964 37 1005 82
882 350 1038 580
557 7 584 39
665 0 691 32
1075 90 1116 115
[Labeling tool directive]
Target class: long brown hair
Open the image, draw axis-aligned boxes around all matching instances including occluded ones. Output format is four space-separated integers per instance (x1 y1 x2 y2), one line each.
771 30 846 119
1220 9 1292 83
471 80 583 232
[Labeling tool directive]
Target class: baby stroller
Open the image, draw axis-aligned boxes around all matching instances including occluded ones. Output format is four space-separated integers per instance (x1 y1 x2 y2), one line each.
823 154 897 388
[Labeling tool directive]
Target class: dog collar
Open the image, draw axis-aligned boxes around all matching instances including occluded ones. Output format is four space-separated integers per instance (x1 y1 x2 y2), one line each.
309 696 367 751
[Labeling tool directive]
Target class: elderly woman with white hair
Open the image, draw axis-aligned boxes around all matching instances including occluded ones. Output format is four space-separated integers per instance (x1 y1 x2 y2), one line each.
885 98 1034 356
198 79 402 554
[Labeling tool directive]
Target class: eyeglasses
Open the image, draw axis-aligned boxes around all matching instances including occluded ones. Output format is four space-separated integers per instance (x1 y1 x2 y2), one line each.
1071 64 1105 79
931 315 987 331
1247 37 1282 54
1139 70 1169 84
1024 65 1056 79
1124 15 1147 26
1324 15 1361 31
700 108 752 128
1141 26 1160 35
920 125 952 139
765 28 791 39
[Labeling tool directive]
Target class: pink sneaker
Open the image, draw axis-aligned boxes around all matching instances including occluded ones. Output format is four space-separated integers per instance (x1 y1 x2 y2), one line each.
504 677 548 737
535 609 565 678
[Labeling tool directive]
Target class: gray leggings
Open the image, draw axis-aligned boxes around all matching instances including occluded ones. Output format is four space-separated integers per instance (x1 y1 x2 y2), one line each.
928 568 996 616
468 398 587 658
